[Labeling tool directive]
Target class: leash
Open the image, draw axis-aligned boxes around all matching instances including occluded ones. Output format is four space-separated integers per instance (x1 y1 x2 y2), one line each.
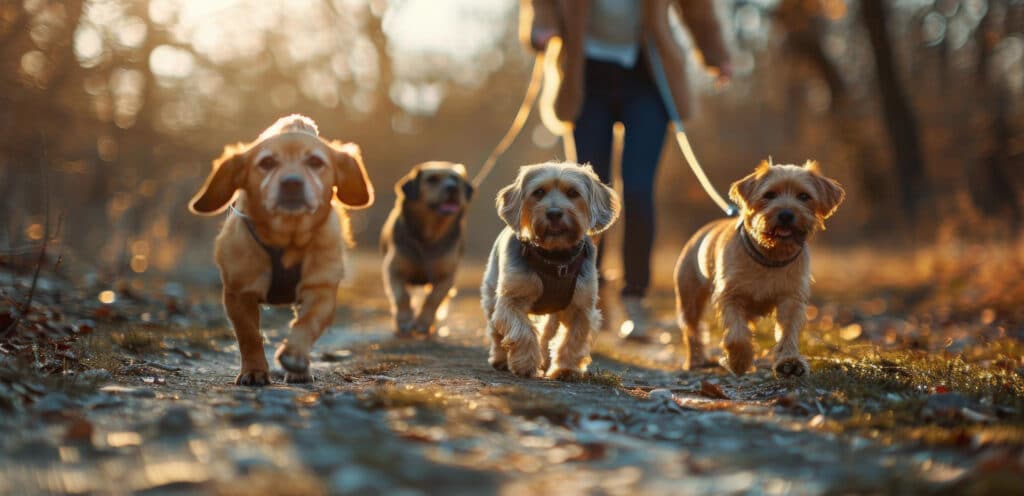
471 37 576 188
472 35 733 220
645 38 738 217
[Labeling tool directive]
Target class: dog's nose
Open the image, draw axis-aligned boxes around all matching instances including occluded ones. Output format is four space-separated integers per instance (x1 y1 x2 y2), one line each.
444 183 458 194
280 175 304 196
546 208 563 222
778 210 795 225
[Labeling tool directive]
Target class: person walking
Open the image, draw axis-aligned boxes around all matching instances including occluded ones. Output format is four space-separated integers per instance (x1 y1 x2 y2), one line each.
519 0 732 339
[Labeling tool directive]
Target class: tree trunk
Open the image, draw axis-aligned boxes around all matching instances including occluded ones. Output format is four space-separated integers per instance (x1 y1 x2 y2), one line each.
860 0 928 223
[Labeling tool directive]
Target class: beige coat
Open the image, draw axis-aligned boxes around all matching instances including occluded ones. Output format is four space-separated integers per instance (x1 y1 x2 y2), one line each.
519 0 730 130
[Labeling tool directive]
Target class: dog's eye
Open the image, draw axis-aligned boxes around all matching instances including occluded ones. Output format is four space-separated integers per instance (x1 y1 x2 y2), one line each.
306 155 326 169
532 188 545 198
763 191 777 200
257 156 278 171
797 192 812 202
565 188 580 199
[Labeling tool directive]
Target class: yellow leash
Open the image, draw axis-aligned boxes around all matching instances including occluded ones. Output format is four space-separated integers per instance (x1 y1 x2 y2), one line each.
471 38 576 188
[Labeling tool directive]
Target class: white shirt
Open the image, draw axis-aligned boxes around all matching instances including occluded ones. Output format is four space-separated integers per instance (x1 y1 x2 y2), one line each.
584 0 643 68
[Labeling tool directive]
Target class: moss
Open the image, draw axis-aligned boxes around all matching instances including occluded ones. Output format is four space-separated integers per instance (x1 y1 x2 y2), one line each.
553 368 624 388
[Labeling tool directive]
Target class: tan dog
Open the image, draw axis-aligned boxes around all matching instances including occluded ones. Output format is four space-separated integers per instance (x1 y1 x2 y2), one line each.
482 162 620 378
380 161 473 336
674 160 844 378
189 115 374 385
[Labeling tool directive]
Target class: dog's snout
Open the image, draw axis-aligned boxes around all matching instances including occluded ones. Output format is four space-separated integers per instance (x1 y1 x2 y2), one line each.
444 183 459 194
280 175 305 196
778 210 795 225
546 208 563 222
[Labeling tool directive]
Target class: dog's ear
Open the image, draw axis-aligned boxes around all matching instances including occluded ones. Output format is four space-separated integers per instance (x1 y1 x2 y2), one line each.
729 160 770 212
328 141 374 209
581 165 620 235
804 160 845 221
189 144 247 215
496 175 524 229
396 166 421 201
452 163 474 201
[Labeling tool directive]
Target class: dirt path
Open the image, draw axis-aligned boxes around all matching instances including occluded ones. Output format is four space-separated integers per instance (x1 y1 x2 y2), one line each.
4 265 1020 496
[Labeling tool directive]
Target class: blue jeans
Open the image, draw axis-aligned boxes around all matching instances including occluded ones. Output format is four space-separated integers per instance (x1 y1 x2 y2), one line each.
574 57 669 297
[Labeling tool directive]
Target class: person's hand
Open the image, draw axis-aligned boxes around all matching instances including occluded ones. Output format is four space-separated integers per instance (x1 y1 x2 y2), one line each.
532 28 557 51
714 61 733 89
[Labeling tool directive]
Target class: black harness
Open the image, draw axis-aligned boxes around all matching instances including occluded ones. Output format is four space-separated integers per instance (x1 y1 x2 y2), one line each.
514 237 590 314
231 206 302 305
737 221 804 269
394 214 463 286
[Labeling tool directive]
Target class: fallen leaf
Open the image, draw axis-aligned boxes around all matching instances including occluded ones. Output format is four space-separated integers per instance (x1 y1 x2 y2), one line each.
700 380 730 400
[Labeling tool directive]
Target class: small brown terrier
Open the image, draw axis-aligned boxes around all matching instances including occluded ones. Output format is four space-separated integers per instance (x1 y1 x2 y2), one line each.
482 162 620 378
674 160 844 378
189 115 374 385
380 161 473 336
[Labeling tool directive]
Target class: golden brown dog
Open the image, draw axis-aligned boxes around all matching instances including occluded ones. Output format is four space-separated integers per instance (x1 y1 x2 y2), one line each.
380 161 473 336
189 114 374 385
674 160 844 378
482 162 620 378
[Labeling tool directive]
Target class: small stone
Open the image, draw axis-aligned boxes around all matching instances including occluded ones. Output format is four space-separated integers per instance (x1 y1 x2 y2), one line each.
99 385 156 398
34 392 76 415
231 450 275 475
158 406 194 435
330 466 392 494
78 369 113 383
648 389 674 401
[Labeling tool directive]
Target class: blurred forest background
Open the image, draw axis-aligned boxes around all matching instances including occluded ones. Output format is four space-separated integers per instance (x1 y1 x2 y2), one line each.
1 0 1022 286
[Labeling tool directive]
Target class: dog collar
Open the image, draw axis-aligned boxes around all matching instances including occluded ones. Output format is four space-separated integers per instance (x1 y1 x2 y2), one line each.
518 238 587 278
736 221 804 269
230 205 302 305
515 237 591 314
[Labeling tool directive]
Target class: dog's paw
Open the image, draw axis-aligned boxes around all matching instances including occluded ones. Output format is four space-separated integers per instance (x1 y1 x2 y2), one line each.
721 339 755 376
545 367 582 381
509 366 541 378
683 347 715 371
488 355 509 371
275 345 310 374
235 369 271 386
773 356 809 378
284 370 314 384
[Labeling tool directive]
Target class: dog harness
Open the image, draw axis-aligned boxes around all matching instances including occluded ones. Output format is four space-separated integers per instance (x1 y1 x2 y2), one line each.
231 206 302 305
394 215 463 286
514 237 590 314
737 221 804 269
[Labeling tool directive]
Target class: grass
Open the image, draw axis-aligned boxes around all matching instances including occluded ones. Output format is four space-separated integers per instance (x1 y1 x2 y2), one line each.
553 368 624 388
782 351 1024 446
360 384 455 411
180 326 235 350
111 328 162 353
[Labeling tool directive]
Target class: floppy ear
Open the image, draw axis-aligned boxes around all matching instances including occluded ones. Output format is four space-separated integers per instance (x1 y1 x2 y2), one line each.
189 144 247 215
805 160 846 221
729 160 770 212
452 163 474 201
581 165 620 235
496 180 523 229
396 166 421 201
328 141 374 209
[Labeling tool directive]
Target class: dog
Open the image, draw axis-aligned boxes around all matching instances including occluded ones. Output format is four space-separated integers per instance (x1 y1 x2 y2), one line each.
482 161 620 378
189 114 374 385
674 160 844 378
381 161 473 336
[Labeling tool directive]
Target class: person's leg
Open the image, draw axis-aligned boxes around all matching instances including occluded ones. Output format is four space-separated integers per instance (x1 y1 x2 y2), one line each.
618 79 669 298
573 60 617 280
